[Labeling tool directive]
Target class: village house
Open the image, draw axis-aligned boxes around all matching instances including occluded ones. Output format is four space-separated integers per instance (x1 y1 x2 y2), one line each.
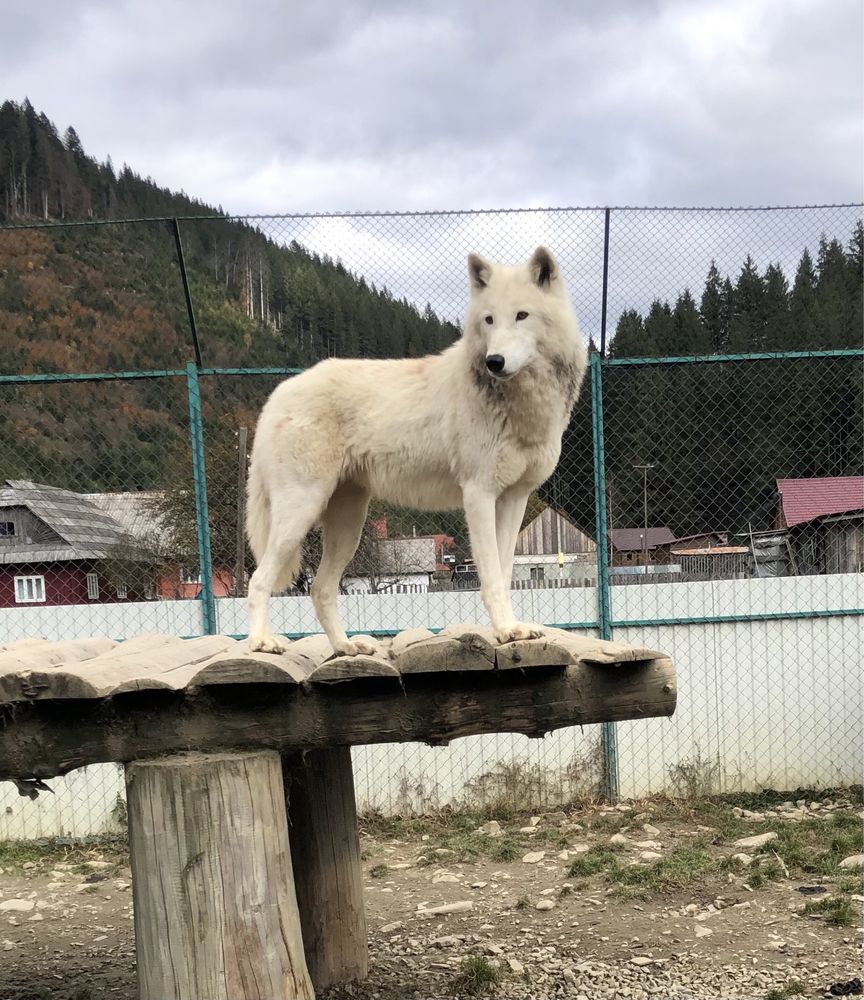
775 476 864 575
511 506 597 588
0 480 233 608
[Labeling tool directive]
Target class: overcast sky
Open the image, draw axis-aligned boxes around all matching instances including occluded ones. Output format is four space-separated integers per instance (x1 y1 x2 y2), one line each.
3 0 862 214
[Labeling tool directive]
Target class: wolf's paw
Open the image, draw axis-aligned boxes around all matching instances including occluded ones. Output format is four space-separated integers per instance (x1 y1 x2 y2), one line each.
332 637 379 657
495 622 544 644
249 633 287 655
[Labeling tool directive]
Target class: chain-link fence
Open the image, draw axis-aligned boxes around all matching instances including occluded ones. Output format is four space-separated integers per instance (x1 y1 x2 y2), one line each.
0 205 862 836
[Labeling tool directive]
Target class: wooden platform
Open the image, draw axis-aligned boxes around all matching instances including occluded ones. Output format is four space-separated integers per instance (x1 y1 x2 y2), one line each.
0 626 675 782
0 626 676 999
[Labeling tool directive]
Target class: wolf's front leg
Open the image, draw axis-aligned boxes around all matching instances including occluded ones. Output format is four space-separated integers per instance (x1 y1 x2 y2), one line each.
462 482 544 644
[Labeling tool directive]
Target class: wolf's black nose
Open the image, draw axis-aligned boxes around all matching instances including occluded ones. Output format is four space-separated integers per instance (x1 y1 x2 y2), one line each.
485 354 505 374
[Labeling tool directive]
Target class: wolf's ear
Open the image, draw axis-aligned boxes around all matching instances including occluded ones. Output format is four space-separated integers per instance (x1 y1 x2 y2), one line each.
468 253 492 291
529 246 558 289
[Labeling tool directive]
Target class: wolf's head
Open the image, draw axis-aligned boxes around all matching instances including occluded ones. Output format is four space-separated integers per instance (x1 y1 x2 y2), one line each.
464 247 581 381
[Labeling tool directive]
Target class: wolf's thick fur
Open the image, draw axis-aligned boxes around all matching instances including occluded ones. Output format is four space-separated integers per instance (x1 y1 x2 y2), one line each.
246 247 587 655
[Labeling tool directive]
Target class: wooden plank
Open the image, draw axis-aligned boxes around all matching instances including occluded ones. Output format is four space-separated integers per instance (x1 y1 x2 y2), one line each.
86 636 242 696
288 634 343 667
308 655 400 683
394 624 496 674
0 637 116 673
284 748 368 990
188 650 311 687
0 655 677 780
0 638 119 702
541 627 668 664
0 638 52 653
494 635 575 671
0 636 238 701
105 634 181 654
388 627 435 659
127 751 313 1000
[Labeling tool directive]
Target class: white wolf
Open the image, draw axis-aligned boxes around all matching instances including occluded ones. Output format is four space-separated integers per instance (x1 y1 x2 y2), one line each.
246 246 587 655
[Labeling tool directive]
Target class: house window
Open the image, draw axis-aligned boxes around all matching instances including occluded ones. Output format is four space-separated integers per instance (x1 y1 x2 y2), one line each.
86 572 100 600
530 566 545 584
14 575 45 603
0 522 14 537
116 581 128 600
182 567 201 585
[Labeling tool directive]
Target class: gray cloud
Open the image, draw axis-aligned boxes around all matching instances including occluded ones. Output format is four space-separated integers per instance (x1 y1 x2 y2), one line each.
3 0 862 213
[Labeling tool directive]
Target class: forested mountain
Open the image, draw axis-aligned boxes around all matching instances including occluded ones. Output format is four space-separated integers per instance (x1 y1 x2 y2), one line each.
1 98 861 552
0 99 459 506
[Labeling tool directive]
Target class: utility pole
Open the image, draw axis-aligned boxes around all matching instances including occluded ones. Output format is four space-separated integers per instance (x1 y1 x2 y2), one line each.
633 463 655 576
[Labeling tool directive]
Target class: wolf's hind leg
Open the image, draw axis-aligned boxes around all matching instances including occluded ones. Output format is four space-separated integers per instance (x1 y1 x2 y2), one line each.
312 482 373 656
248 486 329 653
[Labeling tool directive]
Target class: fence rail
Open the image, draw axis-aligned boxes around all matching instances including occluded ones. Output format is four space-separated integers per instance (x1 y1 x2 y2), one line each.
0 204 862 831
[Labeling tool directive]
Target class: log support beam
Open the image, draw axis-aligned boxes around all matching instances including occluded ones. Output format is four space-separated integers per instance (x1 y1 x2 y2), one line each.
126 751 314 1000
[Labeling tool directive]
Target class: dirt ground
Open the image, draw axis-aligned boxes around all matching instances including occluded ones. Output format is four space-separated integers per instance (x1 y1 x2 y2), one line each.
0 793 861 1000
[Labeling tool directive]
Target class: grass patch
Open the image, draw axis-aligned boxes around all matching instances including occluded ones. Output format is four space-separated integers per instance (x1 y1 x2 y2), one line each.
488 836 521 863
803 894 856 927
0 838 127 874
765 981 806 1000
758 811 863 876
416 831 500 865
566 842 781 901
0 841 49 869
746 857 785 889
416 827 539 866
532 828 570 849
567 845 624 878
453 955 502 996
640 787 862 844
837 874 864 895
585 811 634 834
514 895 529 910
359 807 523 841
368 864 389 879
359 842 382 861
607 845 722 899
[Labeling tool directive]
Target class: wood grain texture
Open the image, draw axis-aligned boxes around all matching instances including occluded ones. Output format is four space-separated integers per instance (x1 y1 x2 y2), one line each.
126 751 313 1000
0 627 673 703
284 748 368 990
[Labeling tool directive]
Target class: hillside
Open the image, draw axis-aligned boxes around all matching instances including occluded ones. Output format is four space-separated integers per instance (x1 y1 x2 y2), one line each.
0 99 460 498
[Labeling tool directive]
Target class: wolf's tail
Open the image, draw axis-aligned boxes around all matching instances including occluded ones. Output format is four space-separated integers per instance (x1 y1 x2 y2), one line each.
246 449 302 592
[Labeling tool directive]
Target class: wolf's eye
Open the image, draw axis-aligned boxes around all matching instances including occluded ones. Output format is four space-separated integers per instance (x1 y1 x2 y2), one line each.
516 311 528 321
484 315 494 325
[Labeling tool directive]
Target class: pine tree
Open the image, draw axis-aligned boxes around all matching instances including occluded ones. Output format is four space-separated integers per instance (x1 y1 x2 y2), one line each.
727 256 765 352
672 289 704 353
610 309 645 357
643 300 675 355
846 221 863 347
789 248 819 348
762 263 790 351
816 236 852 347
700 261 727 352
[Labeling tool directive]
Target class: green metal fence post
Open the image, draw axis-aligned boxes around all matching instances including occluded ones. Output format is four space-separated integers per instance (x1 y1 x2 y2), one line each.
590 351 620 801
185 361 217 635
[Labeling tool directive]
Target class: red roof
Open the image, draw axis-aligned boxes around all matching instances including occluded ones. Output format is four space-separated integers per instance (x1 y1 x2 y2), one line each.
776 477 864 529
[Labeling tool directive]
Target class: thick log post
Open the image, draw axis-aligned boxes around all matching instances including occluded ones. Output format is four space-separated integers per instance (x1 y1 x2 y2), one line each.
125 751 313 1000
284 747 368 990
